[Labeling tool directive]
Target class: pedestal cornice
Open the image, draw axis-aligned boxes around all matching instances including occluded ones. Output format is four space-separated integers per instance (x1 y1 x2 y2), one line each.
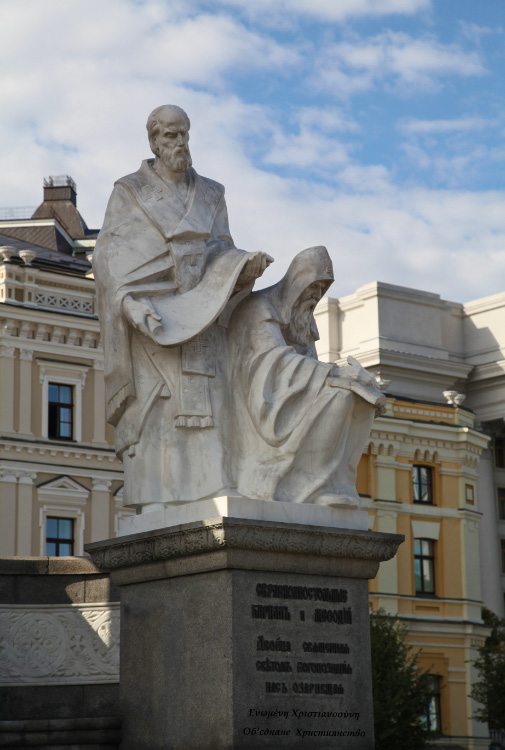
86 517 404 585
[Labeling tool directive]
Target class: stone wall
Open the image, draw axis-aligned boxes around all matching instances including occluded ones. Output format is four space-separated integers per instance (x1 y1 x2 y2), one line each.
0 556 120 746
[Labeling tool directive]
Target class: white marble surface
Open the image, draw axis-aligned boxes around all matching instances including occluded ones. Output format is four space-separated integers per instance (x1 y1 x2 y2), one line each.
118 496 369 536
95 104 383 511
0 603 119 685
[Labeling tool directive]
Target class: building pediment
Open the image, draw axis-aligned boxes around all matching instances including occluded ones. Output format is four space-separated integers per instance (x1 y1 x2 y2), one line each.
37 475 89 501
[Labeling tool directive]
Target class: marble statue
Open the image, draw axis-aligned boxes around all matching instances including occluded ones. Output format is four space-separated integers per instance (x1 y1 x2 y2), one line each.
93 105 271 508
227 245 385 507
94 105 384 511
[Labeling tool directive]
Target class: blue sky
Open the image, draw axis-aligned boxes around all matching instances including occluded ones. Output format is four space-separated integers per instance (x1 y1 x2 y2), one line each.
1 0 504 301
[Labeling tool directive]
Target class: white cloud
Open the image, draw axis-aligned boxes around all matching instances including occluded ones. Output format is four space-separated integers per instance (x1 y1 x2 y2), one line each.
460 20 502 44
264 132 350 170
0 0 503 306
313 32 485 97
213 0 431 24
297 107 359 133
401 140 505 187
261 107 358 171
0 1 299 95
0 0 299 216
399 116 496 134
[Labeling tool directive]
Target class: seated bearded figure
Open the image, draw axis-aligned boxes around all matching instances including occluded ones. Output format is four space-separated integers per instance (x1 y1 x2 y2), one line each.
226 245 386 507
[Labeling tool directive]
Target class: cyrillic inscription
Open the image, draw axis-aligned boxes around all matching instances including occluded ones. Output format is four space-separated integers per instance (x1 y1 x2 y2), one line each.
256 583 347 603
256 658 293 672
302 642 350 654
292 682 344 695
314 607 352 624
251 605 291 620
296 662 352 675
257 636 291 652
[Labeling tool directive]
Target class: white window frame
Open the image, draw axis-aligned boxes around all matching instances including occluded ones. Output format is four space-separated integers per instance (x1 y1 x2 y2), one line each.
37 361 89 442
37 476 89 556
39 504 85 556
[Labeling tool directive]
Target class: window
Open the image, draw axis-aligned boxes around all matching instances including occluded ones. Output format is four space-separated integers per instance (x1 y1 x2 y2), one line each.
414 539 435 595
498 488 505 521
48 383 73 440
422 675 442 733
495 437 505 469
38 360 87 442
465 484 474 505
46 517 74 556
412 466 433 504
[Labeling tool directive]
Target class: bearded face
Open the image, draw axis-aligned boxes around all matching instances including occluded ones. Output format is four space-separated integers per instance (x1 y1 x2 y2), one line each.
284 281 325 355
151 112 193 174
158 141 192 173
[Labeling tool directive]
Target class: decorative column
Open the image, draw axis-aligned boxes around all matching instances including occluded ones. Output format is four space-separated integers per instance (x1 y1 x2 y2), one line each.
16 472 36 555
375 506 400 614
477 447 504 617
18 349 33 435
375 454 397 502
373 453 400 612
92 360 107 445
0 472 17 555
0 345 16 435
91 478 112 542
87 502 403 750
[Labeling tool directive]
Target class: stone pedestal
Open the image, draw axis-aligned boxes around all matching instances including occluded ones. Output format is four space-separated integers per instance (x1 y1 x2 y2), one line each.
86 507 402 750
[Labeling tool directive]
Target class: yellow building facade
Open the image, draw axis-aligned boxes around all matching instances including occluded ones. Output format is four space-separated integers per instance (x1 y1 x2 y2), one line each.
0 177 130 558
359 398 489 747
315 282 505 749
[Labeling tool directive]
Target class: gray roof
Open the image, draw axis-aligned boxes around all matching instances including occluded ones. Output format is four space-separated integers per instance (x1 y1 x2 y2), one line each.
0 233 92 276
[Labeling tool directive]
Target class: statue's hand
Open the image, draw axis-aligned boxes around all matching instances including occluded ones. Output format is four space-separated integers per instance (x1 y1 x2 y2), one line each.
237 252 274 286
123 296 162 337
331 361 376 387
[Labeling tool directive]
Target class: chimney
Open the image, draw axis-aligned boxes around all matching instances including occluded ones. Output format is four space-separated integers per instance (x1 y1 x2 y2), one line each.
42 175 77 206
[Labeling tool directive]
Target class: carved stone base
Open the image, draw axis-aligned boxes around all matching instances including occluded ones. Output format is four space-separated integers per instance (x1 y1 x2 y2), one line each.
86 515 403 750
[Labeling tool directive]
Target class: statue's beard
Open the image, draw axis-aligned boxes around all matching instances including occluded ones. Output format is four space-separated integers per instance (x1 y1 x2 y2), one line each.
284 301 316 353
159 145 192 173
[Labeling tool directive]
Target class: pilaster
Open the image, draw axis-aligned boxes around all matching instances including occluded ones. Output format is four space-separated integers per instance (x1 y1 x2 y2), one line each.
16 472 37 555
477 448 504 616
0 472 17 555
92 360 107 445
375 455 397 501
91 478 112 542
18 349 33 435
375 504 399 613
0 345 16 435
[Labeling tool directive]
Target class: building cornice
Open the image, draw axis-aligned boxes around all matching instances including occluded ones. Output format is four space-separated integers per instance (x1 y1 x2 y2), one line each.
0 438 118 465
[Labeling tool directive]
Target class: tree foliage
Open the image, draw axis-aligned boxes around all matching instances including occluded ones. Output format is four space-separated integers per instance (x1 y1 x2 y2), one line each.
370 608 438 750
470 607 505 731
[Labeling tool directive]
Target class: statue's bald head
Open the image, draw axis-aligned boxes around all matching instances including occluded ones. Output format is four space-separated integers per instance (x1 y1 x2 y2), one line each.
146 105 190 154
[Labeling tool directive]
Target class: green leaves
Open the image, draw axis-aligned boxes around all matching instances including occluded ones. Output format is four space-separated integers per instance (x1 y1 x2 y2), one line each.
470 608 505 731
370 608 439 750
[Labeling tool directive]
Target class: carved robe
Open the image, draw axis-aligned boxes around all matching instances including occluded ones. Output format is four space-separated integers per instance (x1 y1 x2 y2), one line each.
93 159 252 506
226 247 383 505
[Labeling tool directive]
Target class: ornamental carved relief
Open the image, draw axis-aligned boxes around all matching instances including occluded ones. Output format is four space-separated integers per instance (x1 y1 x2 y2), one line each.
0 604 119 685
86 520 402 572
